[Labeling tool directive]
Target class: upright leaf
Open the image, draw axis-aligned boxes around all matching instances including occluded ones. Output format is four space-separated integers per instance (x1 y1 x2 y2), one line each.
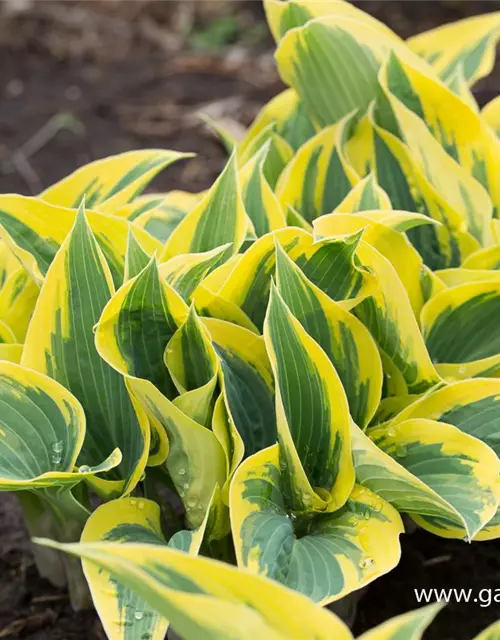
95 270 226 527
314 212 426 316
217 227 311 331
163 154 247 260
264 0 397 42
238 88 316 155
264 285 355 512
275 241 382 428
239 143 287 236
326 239 439 394
276 119 358 222
166 306 219 426
335 174 392 213
380 54 500 218
275 14 428 128
123 229 152 282
203 318 276 460
22 205 149 498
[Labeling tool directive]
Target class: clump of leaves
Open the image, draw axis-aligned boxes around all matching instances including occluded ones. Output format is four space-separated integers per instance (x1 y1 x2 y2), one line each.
1 2 500 638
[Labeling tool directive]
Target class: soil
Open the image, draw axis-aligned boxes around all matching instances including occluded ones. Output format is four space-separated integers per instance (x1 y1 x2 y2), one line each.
0 1 500 638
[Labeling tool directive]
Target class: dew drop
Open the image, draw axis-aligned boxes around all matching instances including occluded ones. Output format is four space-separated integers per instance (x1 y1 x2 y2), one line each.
134 610 144 621
372 500 383 514
458 365 466 375
183 482 189 490
78 464 91 473
177 468 186 476
137 501 145 510
386 373 392 380
396 444 407 458
51 453 62 465
52 440 64 453
359 556 375 569
186 499 197 508
130 499 137 506
387 428 396 438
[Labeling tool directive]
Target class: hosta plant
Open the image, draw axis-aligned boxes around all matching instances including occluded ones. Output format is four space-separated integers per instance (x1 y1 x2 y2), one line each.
1 1 500 638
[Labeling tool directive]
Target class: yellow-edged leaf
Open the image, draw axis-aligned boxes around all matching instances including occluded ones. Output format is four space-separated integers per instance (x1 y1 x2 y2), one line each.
22 204 149 498
231 444 403 605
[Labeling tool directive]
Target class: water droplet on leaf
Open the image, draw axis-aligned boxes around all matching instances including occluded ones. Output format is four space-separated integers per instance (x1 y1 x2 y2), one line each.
78 465 91 473
396 443 407 458
359 556 375 569
134 611 144 621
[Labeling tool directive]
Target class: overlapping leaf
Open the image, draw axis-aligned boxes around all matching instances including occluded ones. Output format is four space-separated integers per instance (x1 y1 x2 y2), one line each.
230 444 403 605
264 284 354 512
276 117 358 222
38 538 354 640
0 195 161 286
421 278 500 378
274 241 382 428
41 150 190 212
163 154 247 260
407 12 500 85
0 361 120 491
21 205 147 498
357 603 442 640
95 259 226 527
81 496 213 640
274 13 428 128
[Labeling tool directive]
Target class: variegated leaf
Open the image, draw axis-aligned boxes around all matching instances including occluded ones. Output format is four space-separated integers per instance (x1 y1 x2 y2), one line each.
37 538 354 640
41 150 191 212
0 361 120 491
231 444 403 604
21 205 147 498
264 285 354 512
163 154 247 260
275 241 382 428
407 12 500 86
357 604 443 640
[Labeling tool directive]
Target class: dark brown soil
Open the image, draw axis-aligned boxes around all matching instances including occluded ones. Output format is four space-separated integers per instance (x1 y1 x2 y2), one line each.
1 2 500 638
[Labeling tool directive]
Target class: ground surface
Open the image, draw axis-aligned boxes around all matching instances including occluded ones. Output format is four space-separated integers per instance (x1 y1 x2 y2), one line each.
0 1 500 638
